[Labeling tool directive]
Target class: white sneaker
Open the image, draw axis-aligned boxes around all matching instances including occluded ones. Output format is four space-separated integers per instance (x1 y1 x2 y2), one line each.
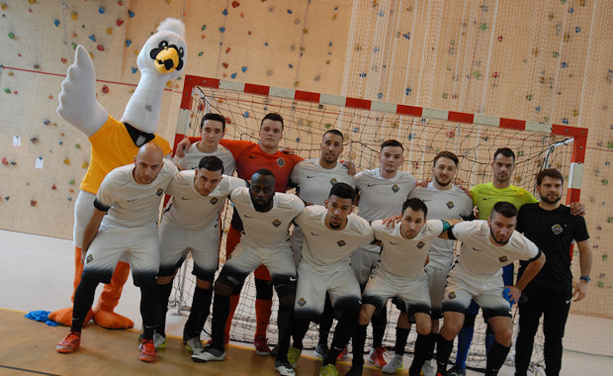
382 354 404 374
191 347 225 362
275 359 296 376
421 359 435 376
186 336 204 354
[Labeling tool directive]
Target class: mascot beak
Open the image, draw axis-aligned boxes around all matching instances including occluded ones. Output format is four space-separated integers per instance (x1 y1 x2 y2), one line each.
153 46 182 74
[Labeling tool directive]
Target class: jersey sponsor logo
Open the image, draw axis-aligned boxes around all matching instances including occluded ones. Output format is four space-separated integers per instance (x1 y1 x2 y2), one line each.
392 184 400 193
306 175 316 179
416 241 425 249
156 188 164 196
297 297 307 307
277 157 285 167
272 219 282 227
329 178 338 186
210 197 219 205
446 201 455 209
499 255 509 263
448 291 456 300
551 224 563 235
337 240 347 247
86 254 94 264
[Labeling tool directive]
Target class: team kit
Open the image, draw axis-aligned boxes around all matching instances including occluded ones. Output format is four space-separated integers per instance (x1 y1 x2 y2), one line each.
55 112 591 376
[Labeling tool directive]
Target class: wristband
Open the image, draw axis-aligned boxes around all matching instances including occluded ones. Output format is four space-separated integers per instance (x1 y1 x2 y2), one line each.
580 276 591 283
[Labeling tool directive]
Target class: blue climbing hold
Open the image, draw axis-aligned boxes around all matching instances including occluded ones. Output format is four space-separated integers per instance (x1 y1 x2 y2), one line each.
222 8 228 16
89 34 96 42
128 10 135 18
126 39 132 47
54 19 60 27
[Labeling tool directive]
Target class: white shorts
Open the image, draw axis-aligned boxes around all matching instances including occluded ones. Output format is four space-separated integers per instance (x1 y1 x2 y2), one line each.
73 190 96 248
350 246 381 287
442 265 512 319
223 242 296 279
158 219 220 282
426 264 449 318
294 261 361 321
83 224 159 285
363 269 431 315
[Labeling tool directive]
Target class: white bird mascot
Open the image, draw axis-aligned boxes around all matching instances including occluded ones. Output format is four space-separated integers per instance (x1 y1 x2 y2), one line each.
49 18 187 329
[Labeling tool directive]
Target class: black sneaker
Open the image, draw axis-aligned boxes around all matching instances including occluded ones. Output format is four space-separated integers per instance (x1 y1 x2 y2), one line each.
314 343 329 359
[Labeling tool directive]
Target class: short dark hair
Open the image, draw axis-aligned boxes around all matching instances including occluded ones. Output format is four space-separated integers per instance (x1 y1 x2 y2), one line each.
329 182 356 202
381 139 404 152
491 201 518 219
261 113 284 131
536 168 564 186
493 147 516 162
198 156 224 175
402 198 428 218
433 151 459 167
200 113 226 132
323 129 344 141
252 168 275 181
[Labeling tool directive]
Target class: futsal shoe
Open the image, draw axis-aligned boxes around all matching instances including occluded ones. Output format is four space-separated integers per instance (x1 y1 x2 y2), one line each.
319 364 339 376
186 337 204 354
346 364 364 376
448 365 466 376
368 346 388 367
192 346 226 362
56 331 81 353
422 359 435 376
138 339 157 362
315 343 329 359
337 345 349 360
382 354 404 373
275 359 296 376
288 346 302 368
254 334 272 356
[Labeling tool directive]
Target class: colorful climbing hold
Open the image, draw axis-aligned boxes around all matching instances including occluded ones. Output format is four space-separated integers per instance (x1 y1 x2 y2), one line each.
131 67 137 74
88 34 96 42
242 111 250 118
101 85 109 94
126 39 132 47
128 10 135 17
201 25 206 31
222 9 228 16
231 73 237 79
219 27 226 33
107 28 113 35
117 18 124 26
232 1 240 8
30 200 37 207
97 45 105 51
241 66 247 72
8 32 15 39
51 184 57 190
63 158 71 165
54 19 60 27
226 47 231 53
71 12 77 20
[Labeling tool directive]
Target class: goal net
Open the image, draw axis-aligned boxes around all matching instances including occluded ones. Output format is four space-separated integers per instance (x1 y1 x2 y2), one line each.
169 75 587 373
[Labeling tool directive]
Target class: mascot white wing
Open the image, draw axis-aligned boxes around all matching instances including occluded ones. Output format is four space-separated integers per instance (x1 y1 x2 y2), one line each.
57 45 109 138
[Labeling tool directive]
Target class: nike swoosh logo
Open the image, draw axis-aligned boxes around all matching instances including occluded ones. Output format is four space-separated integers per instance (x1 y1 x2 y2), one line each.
306 175 316 179
367 183 377 187
390 242 401 245
565 299 572 304
127 198 138 202
249 156 257 159
472 247 485 252
482 198 490 200
310 232 320 236
289 277 297 282
244 214 253 218
181 197 190 200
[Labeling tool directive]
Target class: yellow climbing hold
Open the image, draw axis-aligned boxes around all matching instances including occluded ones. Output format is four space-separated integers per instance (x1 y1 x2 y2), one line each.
71 12 77 20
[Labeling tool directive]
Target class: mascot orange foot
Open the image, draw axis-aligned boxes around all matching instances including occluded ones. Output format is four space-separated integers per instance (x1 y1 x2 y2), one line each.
48 247 133 329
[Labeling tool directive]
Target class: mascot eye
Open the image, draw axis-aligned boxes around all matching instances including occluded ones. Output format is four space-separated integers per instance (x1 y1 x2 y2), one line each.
178 47 184 57
159 41 169 49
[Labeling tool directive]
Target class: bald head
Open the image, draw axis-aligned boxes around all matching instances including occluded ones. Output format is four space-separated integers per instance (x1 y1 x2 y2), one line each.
133 143 164 184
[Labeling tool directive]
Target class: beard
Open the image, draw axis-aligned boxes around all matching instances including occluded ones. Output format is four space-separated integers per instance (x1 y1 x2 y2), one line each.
434 176 451 187
541 194 561 204
490 227 510 245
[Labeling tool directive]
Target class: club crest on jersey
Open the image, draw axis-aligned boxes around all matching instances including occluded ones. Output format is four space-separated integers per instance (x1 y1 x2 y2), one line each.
277 157 285 167
391 184 400 193
86 254 93 264
210 197 219 205
329 178 338 186
499 255 509 263
551 224 563 235
156 188 164 196
297 297 307 307
446 201 455 209
272 219 282 227
417 241 425 249
337 240 347 247
448 291 456 300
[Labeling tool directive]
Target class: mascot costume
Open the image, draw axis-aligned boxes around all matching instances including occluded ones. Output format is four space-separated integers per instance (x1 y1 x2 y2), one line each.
49 18 187 329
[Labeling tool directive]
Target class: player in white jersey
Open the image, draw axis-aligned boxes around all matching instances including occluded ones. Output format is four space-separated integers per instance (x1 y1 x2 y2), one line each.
435 202 546 376
349 198 458 376
288 183 375 376
289 129 356 359
154 156 246 356
174 113 236 173
352 139 417 367
56 144 177 362
194 169 304 376
383 151 474 375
